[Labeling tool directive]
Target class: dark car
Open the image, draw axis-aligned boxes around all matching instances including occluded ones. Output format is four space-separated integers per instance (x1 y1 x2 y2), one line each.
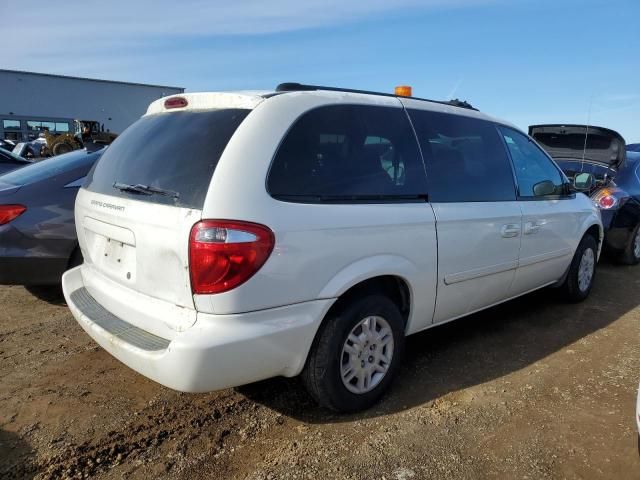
0 147 32 174
530 124 640 264
627 143 640 153
0 147 105 285
0 139 16 151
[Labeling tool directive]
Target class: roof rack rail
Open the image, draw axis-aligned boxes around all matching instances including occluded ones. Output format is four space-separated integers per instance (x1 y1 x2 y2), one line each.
275 82 478 111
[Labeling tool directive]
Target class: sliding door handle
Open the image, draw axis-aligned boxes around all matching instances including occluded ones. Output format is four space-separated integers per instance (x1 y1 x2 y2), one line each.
501 224 521 238
524 220 545 235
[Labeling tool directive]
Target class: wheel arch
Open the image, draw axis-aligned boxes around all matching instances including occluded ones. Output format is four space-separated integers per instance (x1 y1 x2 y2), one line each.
317 254 419 328
325 275 412 328
292 257 421 378
296 273 412 381
583 221 604 258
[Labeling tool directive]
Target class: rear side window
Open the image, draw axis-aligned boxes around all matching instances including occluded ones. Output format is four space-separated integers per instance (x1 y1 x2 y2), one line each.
267 105 427 201
408 109 516 202
84 109 250 209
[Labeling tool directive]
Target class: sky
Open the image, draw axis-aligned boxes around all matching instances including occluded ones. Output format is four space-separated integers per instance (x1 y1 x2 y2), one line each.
2 0 639 141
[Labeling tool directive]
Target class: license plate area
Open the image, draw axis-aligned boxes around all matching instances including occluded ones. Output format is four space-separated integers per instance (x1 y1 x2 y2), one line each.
83 217 137 283
99 237 136 282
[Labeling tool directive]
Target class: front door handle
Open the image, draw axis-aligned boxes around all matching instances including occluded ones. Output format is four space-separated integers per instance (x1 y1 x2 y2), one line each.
501 224 521 238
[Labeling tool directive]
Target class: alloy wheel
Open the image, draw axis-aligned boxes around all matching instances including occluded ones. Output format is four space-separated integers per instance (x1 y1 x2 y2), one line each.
340 316 394 394
578 248 595 292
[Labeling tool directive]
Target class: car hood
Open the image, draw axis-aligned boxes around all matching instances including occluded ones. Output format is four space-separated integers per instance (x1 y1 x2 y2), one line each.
528 124 626 169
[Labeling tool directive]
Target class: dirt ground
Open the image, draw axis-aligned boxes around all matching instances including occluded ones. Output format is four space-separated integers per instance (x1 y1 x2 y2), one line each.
1 261 639 479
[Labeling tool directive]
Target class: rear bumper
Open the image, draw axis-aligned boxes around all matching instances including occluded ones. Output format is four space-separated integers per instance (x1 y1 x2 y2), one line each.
604 226 632 252
601 208 639 253
0 223 76 285
0 255 68 285
62 266 332 392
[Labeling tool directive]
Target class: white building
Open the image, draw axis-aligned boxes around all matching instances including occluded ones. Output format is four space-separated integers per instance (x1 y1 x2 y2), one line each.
0 69 184 142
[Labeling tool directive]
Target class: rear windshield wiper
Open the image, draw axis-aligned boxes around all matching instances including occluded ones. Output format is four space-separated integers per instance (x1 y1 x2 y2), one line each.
113 182 180 199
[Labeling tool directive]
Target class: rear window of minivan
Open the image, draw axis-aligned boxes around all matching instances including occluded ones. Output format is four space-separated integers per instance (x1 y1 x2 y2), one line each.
84 109 250 209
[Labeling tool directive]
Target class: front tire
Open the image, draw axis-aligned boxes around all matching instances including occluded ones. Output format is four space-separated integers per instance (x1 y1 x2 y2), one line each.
618 223 640 265
302 295 405 412
561 234 597 302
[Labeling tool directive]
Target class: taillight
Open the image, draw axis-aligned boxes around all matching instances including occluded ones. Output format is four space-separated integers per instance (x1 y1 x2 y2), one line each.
598 195 616 209
189 220 274 295
0 204 26 225
593 188 627 210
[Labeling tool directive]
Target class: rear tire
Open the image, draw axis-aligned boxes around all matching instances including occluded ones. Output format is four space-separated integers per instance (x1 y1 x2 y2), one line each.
618 223 640 265
561 234 597 302
302 295 405 412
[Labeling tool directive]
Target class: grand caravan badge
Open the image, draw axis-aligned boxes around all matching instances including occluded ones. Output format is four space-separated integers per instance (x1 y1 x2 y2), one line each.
90 199 125 212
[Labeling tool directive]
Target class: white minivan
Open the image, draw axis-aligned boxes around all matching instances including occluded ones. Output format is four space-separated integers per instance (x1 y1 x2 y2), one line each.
62 83 602 412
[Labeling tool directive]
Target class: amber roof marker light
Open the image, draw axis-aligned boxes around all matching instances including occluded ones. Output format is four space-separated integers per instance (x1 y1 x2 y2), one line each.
394 85 413 97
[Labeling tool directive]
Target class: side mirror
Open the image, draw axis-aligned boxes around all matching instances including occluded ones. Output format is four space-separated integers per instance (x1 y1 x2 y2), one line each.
574 172 595 191
533 180 556 197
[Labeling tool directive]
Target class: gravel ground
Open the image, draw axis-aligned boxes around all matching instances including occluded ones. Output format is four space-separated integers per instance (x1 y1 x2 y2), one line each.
1 261 639 479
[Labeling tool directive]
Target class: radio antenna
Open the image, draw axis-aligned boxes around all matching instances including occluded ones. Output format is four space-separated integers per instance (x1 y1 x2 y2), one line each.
581 94 594 173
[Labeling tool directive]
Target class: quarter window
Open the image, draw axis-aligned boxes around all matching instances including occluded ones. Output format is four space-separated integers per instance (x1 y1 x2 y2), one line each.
408 109 516 202
268 105 427 201
499 127 565 198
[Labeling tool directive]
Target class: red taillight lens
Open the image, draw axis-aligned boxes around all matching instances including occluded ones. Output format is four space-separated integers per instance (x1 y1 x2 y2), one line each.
0 204 26 225
189 220 274 295
598 195 616 209
164 96 188 109
593 188 627 210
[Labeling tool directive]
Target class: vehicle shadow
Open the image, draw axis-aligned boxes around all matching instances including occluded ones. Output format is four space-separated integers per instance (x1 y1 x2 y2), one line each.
238 260 640 423
0 429 37 479
24 285 66 306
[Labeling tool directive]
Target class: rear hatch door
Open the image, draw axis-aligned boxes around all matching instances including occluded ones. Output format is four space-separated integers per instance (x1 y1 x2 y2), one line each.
528 124 626 169
77 102 252 331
